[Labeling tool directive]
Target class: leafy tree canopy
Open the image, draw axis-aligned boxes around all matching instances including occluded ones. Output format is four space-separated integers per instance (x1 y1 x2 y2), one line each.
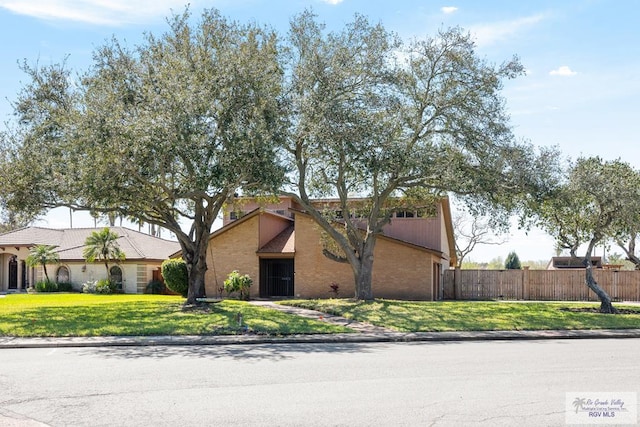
3 8 561 302
281 12 560 299
532 156 640 313
3 8 285 304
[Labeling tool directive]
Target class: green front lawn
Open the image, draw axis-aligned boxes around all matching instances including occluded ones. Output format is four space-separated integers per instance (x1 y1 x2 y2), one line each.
0 294 351 337
3 294 639 337
280 299 640 332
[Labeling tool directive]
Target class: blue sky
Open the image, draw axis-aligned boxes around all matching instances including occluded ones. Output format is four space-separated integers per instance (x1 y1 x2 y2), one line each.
1 0 638 262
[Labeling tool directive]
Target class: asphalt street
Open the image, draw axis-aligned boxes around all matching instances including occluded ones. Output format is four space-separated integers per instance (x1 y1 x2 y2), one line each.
1 339 639 426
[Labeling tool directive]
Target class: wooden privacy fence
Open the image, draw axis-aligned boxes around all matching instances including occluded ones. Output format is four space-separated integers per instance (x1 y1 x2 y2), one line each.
443 268 640 301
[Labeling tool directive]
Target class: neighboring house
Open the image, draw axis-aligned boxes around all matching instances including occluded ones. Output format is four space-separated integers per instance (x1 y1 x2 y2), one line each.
0 227 180 293
546 256 603 270
189 196 456 301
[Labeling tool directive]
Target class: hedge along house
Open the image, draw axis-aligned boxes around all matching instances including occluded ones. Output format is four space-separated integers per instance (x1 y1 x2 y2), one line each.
0 227 180 293
192 196 456 300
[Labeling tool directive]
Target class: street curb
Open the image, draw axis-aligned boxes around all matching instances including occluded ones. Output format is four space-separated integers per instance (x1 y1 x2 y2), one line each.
2 329 640 349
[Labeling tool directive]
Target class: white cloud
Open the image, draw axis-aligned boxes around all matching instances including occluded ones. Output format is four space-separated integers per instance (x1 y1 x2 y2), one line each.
321 0 344 4
0 0 192 26
549 65 577 76
441 6 458 14
470 14 545 47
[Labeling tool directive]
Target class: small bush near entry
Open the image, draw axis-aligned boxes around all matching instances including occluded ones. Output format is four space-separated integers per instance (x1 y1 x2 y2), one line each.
161 259 188 298
35 280 57 292
223 270 253 300
145 279 165 294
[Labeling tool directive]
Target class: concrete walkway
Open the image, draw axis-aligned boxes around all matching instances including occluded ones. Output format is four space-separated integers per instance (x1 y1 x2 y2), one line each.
248 300 395 333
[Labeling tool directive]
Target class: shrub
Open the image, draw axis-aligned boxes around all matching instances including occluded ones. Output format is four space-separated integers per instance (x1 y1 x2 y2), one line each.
161 259 189 298
145 279 165 294
223 270 252 300
82 280 97 293
35 280 58 292
33 280 74 292
329 282 340 297
82 279 115 294
56 282 74 292
95 279 116 294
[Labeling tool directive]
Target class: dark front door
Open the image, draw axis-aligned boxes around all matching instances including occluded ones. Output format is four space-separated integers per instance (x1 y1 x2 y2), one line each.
8 257 18 289
21 261 27 289
260 259 294 298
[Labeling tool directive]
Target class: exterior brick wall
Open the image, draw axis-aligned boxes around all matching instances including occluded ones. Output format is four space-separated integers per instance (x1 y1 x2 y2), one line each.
293 215 355 298
293 215 436 300
370 237 434 300
205 215 261 298
205 211 441 301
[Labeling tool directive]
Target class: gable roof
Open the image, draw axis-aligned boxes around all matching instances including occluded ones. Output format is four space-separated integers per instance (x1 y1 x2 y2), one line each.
258 225 295 254
289 208 448 260
170 208 295 258
0 226 180 261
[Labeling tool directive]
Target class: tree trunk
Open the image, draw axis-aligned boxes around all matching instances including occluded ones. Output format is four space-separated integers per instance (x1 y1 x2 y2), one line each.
583 255 618 314
184 230 210 305
353 241 375 301
584 266 617 313
186 258 207 305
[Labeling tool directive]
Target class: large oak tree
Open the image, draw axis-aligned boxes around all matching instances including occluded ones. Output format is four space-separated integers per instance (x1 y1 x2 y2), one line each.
3 9 285 304
282 12 559 299
533 157 640 313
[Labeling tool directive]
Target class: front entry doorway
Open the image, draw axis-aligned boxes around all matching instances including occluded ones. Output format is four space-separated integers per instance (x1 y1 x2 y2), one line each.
8 256 18 289
260 259 294 298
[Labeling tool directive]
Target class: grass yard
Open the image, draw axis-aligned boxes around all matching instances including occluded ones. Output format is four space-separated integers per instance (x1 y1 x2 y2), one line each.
0 294 352 337
280 299 640 332
3 294 639 337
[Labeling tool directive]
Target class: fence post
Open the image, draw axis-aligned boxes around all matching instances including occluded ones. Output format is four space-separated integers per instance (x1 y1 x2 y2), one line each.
522 266 530 300
454 267 461 300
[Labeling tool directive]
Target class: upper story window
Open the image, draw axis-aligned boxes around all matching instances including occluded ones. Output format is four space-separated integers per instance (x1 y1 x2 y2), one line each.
395 210 415 218
229 211 245 221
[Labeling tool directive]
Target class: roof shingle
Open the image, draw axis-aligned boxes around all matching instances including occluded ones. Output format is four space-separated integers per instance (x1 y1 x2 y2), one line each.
0 227 180 261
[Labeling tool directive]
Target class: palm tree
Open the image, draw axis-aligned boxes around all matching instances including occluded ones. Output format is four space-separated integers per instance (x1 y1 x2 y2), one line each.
83 228 126 279
25 244 59 282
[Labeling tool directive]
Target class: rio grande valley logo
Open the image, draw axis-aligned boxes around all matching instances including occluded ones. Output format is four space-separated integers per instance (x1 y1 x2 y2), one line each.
566 392 637 425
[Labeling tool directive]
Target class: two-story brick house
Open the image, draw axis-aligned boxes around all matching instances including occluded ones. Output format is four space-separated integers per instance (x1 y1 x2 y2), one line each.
199 196 456 300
